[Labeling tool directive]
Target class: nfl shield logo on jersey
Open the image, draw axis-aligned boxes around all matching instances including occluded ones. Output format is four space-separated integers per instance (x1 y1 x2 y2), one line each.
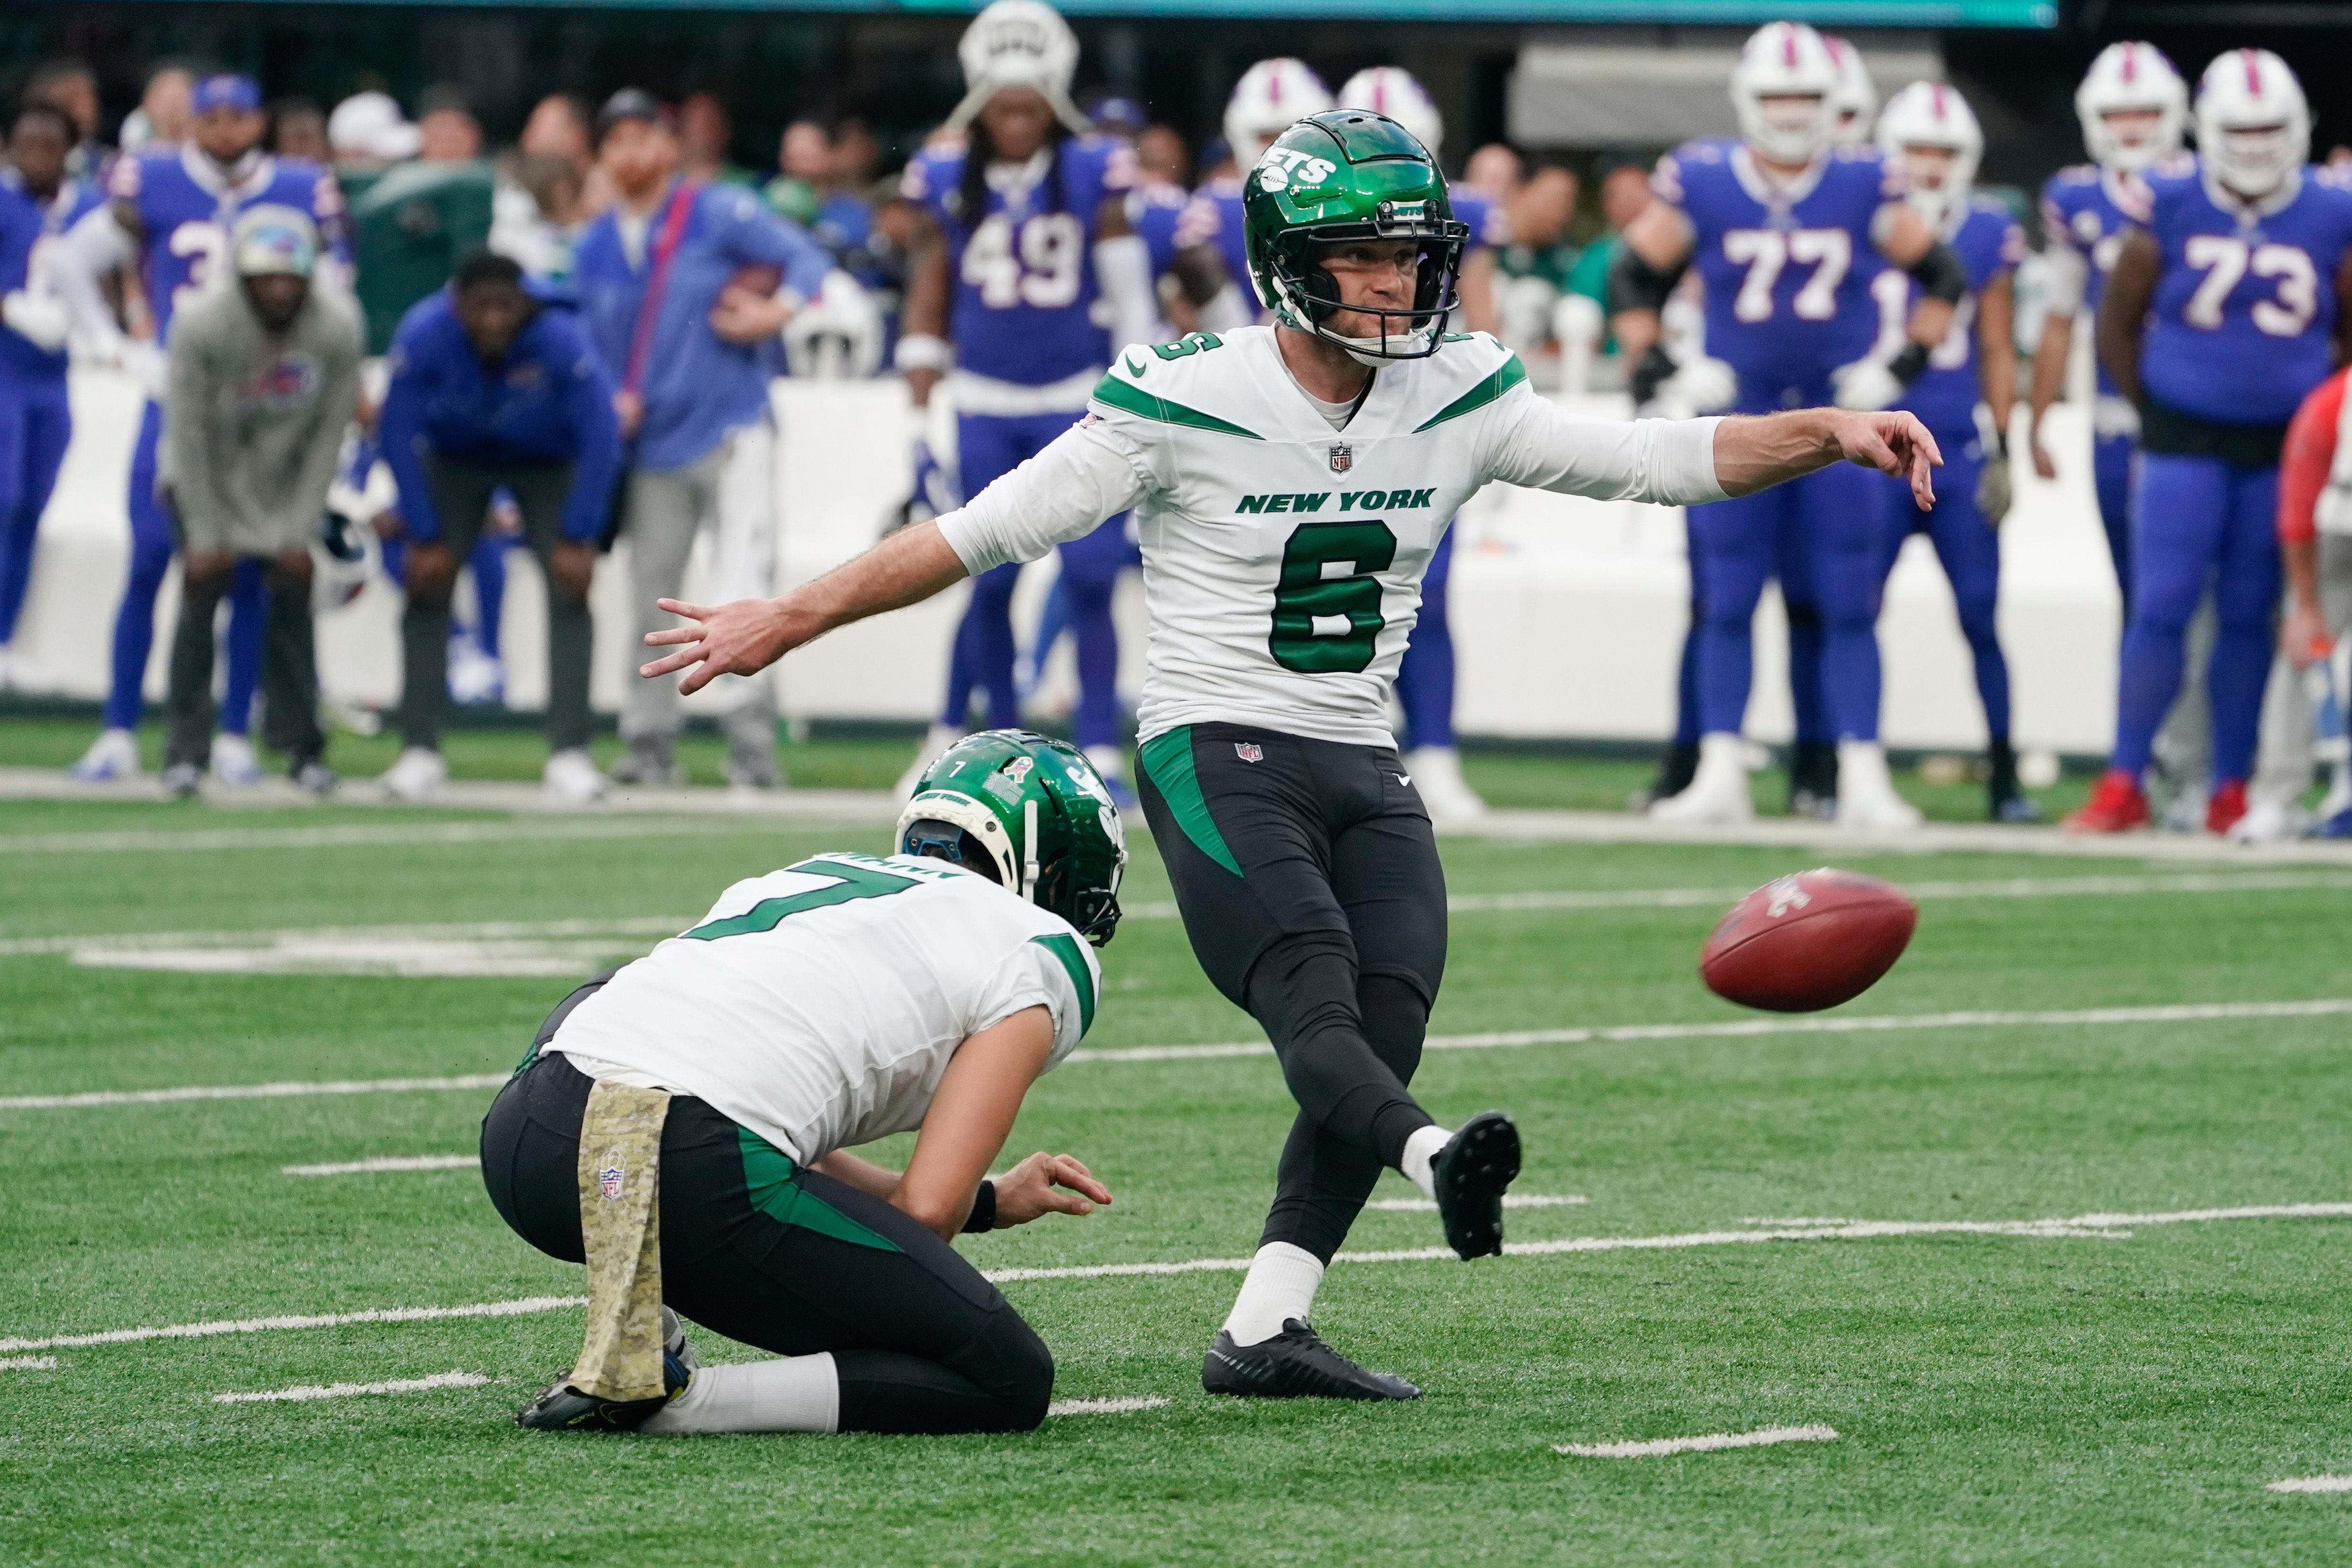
1235 742 1264 763
1328 443 1353 474
599 1166 624 1200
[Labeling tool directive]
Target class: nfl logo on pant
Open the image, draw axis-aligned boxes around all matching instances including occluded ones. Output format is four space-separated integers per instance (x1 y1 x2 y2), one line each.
1235 743 1264 763
599 1166 625 1200
1328 444 1352 474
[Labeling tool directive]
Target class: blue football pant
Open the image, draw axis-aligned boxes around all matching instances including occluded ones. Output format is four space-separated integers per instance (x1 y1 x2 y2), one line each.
944 409 1129 747
1666 520 1823 749
2111 453 2280 784
1396 523 1457 750
105 401 263 734
1687 461 1881 742
1878 440 2011 742
2093 431 2137 616
0 379 71 646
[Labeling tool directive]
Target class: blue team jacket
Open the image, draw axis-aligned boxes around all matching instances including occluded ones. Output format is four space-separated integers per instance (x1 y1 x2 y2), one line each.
572 180 831 470
378 282 621 543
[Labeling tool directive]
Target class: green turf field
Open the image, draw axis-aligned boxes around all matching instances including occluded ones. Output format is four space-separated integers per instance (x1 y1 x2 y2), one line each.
2 752 2348 1563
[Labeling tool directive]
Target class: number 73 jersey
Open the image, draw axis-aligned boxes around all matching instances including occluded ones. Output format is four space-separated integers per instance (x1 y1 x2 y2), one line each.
1655 137 1893 410
2135 155 2352 427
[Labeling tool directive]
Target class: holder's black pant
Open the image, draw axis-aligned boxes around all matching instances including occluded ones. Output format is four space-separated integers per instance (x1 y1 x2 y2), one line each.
1137 722 1449 1264
482 1020 1053 1435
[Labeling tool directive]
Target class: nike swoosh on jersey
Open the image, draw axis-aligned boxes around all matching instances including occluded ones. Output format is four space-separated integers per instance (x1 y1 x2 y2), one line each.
1123 354 1145 377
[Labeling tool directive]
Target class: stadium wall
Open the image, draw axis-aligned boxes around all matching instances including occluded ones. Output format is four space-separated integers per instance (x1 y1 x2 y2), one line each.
15 369 2121 754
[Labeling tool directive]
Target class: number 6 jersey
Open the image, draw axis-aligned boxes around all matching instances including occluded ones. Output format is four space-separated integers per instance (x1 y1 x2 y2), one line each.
1654 136 1895 412
2132 153 2352 428
544 854 1100 1165
936 326 1727 748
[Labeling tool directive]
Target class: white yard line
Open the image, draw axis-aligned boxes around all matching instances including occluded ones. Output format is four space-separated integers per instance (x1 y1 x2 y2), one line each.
9 867 2347 962
1045 1395 1170 1416
0 1355 57 1371
282 1155 480 1177
14 997 2351 1113
0 1075 508 1112
1555 1424 1839 1458
212 1371 489 1404
1365 1194 1588 1212
2268 1475 2352 1494
10 1203 2348 1355
0 818 765 856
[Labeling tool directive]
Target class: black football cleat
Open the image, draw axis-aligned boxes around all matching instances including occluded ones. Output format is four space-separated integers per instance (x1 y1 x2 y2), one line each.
515 1338 693 1432
1202 1320 1421 1401
1433 1111 1521 1260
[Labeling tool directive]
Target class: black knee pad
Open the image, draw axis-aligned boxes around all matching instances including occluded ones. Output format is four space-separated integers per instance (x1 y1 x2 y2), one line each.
986 1311 1055 1432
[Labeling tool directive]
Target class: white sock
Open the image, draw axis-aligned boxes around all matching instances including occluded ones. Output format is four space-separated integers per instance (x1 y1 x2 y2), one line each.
1220 1242 1325 1346
1400 1123 1451 1203
637 1352 840 1435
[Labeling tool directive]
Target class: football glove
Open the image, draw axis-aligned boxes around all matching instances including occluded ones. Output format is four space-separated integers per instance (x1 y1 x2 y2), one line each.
1 290 70 352
1974 450 2012 526
1831 356 1903 412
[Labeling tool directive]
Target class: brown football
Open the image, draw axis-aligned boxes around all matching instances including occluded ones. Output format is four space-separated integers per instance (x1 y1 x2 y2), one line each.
1699 868 1917 1012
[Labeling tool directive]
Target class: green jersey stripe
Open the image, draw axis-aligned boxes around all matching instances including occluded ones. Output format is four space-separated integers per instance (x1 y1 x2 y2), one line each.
1410 354 1529 433
1091 374 1264 439
1029 933 1098 1038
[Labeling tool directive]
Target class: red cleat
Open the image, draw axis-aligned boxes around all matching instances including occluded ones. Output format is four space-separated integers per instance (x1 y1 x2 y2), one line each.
2063 769 2151 834
2205 778 2248 836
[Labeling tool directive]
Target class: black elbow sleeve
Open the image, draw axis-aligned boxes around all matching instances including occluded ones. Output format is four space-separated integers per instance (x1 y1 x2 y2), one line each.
1606 244 1686 317
1906 241 1968 306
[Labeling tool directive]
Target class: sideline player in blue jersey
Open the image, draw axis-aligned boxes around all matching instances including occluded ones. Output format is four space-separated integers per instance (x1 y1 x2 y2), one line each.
1609 21 1965 828
0 102 103 692
52 72 349 785
2030 42 2189 610
894 1 1157 802
1871 82 2035 821
1332 65 1504 821
1174 59 1334 337
2070 50 2352 835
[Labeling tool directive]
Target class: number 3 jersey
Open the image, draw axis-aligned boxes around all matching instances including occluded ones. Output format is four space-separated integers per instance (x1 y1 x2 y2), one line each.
2132 155 2352 429
901 135 1136 397
107 145 348 344
544 854 1100 1165
936 326 1725 748
1654 137 1894 412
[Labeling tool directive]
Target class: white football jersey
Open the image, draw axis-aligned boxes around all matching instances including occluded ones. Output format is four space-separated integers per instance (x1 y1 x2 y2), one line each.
939 325 1723 747
545 853 1099 1165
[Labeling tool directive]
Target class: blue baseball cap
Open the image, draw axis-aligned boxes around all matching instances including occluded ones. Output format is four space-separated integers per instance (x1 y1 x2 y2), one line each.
193 73 263 116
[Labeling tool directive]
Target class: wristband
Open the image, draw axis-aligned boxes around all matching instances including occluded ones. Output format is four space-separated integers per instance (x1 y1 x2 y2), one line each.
894 333 951 374
1887 341 1930 385
961 1179 997 1233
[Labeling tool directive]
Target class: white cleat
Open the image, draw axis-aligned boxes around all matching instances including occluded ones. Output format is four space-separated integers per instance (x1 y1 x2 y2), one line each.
2228 795 2308 845
1406 745 1488 823
895 723 966 800
1833 741 1923 830
447 644 507 708
67 727 140 783
543 746 608 804
377 746 448 801
1648 733 1754 824
209 732 264 787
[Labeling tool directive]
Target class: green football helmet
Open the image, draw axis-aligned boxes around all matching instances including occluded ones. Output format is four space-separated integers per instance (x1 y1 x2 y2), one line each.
1241 109 1471 364
895 730 1128 946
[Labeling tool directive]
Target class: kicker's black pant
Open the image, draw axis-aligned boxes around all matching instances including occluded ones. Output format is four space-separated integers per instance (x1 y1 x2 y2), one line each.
1137 722 1448 1264
481 1000 1053 1435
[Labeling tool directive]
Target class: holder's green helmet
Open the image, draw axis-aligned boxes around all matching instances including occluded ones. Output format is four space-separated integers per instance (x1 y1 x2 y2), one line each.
1242 109 1470 364
895 730 1128 946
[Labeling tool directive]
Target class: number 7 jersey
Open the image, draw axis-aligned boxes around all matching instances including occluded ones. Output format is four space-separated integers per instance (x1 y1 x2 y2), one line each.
1655 136 1894 410
2134 155 2352 427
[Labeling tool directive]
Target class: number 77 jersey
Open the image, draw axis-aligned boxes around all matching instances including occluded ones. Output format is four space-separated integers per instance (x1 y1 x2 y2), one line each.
1654 136 1893 410
2135 154 2352 426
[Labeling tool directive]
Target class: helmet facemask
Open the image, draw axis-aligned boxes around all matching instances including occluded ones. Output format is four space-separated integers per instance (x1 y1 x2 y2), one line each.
1265 213 1467 365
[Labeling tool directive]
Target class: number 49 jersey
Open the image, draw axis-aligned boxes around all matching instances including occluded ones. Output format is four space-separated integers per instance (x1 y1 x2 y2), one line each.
2135 156 2352 427
1655 136 1894 411
108 146 349 343
902 135 1136 389
545 853 1099 1165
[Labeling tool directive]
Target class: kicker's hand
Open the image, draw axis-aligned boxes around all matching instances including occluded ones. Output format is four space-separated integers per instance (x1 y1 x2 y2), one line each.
639 596 808 695
990 1151 1112 1228
1836 409 1942 511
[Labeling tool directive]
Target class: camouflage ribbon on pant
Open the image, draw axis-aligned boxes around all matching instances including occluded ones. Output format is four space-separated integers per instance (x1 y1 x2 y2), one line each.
570 1079 672 1403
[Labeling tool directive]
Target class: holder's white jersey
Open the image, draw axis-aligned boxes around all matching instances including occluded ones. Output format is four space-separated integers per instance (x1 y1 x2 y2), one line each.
544 854 1099 1165
938 326 1726 747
